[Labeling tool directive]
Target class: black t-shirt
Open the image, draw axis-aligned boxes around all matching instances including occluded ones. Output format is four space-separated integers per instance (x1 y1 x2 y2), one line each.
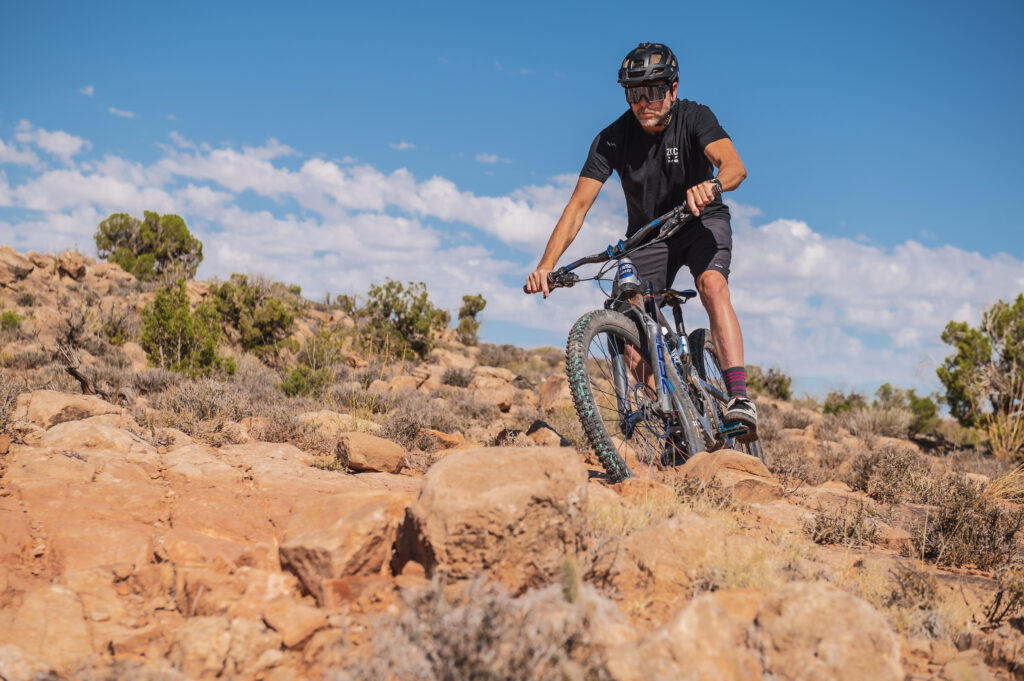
580 98 730 237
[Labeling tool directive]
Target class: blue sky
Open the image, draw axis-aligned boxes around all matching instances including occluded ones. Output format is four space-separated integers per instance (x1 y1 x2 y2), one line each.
1 0 1023 396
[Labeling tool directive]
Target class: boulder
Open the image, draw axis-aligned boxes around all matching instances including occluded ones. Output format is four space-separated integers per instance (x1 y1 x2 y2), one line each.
538 374 573 411
279 490 413 600
526 419 569 447
26 251 53 269
428 347 475 370
678 449 782 502
57 249 86 280
606 593 762 681
748 581 903 681
12 390 122 430
169 616 232 679
4 585 95 668
0 246 34 280
338 431 405 473
262 599 327 648
0 645 52 681
394 447 588 592
472 365 516 382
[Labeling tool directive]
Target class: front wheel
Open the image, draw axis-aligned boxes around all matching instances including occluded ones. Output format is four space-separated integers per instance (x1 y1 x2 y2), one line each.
688 328 764 462
566 309 702 482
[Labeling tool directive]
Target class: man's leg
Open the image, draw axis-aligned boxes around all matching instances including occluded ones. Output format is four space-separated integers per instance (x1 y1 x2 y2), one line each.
696 270 756 430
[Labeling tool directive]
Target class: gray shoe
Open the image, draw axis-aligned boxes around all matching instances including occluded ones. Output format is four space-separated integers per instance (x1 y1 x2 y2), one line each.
725 396 758 433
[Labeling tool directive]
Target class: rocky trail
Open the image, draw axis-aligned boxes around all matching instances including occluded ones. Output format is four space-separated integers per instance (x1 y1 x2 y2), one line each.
0 246 1023 680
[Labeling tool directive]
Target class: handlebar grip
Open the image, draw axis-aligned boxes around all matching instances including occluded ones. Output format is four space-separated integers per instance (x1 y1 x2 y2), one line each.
523 270 572 294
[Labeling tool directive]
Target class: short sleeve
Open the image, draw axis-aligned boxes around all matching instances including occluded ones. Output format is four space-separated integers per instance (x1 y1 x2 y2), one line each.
692 104 729 151
580 129 615 182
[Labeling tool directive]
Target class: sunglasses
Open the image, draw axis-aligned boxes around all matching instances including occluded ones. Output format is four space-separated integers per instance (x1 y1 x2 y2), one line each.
625 83 670 104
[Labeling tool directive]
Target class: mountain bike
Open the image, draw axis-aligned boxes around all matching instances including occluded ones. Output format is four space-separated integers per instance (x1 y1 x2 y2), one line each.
528 199 764 483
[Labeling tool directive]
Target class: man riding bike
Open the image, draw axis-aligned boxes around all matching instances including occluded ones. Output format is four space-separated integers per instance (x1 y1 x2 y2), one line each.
525 41 757 434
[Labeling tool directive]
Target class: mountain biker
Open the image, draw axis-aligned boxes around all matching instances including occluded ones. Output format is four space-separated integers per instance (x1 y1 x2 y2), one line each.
524 41 756 434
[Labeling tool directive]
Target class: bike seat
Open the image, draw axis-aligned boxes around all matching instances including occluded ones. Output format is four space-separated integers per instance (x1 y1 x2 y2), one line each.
659 288 698 305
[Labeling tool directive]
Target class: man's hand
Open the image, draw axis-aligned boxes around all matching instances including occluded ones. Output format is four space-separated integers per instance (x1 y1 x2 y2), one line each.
686 180 719 217
525 268 552 298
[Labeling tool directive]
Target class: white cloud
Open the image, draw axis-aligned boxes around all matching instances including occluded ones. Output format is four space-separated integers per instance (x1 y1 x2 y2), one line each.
108 107 136 119
0 139 41 167
475 153 513 164
389 141 415 150
79 85 94 97
1 132 1020 395
14 120 90 162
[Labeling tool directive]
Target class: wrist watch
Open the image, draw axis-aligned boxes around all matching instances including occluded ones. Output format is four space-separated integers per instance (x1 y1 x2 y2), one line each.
709 178 723 193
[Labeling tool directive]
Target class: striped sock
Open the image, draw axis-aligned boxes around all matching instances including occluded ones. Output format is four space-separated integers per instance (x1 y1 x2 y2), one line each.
722 366 747 398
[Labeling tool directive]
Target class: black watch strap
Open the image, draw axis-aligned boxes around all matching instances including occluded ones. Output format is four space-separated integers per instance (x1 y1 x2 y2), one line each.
710 177 723 193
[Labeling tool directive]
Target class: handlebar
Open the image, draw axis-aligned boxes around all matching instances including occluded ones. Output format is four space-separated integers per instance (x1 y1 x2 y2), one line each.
523 184 722 296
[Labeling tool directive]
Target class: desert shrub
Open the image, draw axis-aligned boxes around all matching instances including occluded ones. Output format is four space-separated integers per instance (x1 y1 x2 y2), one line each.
209 273 298 357
140 279 235 376
845 445 944 505
0 372 25 430
279 365 332 398
882 564 948 639
1 310 22 331
542 403 589 452
100 304 139 346
0 349 49 370
441 367 472 388
763 438 826 493
132 368 181 395
839 406 913 439
823 390 866 415
478 342 528 368
778 408 816 430
15 292 35 307
95 211 203 282
381 391 461 451
435 387 500 423
332 578 610 681
456 293 486 346
746 364 793 400
153 379 253 422
912 474 1024 569
360 279 449 359
985 564 1024 626
805 502 880 547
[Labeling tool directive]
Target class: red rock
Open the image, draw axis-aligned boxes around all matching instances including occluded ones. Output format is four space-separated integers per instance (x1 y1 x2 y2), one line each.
279 490 413 599
748 581 903 681
4 585 94 667
538 374 573 411
12 390 122 430
338 431 405 473
394 447 588 592
262 598 327 648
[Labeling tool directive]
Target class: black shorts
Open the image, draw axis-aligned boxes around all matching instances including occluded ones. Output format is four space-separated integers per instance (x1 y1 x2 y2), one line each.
628 211 732 293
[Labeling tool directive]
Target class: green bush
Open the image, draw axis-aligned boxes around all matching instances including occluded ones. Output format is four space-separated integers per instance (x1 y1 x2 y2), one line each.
456 293 486 346
279 364 332 398
362 279 449 359
0 310 22 331
873 382 940 435
140 279 235 376
209 273 298 356
746 364 793 400
823 390 866 415
95 211 203 281
938 294 1024 428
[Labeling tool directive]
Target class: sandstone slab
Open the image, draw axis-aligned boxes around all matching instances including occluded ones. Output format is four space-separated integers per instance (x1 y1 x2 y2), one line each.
748 581 903 681
338 431 405 474
12 390 123 430
394 447 588 591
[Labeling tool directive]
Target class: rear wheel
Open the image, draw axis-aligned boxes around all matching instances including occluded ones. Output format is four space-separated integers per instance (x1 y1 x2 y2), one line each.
688 328 764 461
566 309 702 482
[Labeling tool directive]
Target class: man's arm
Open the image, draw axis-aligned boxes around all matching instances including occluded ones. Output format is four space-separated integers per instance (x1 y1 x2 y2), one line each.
525 176 603 297
686 137 747 216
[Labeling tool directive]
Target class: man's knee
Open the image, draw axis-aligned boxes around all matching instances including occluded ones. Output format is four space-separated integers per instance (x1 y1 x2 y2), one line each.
697 270 730 307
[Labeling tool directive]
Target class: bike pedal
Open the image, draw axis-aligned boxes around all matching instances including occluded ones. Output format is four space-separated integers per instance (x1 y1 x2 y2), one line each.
718 423 748 438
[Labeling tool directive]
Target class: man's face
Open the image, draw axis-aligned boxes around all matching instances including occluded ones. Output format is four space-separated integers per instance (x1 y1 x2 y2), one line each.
627 81 678 132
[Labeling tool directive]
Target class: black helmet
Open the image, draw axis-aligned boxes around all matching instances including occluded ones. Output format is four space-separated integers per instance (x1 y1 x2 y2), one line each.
617 42 678 87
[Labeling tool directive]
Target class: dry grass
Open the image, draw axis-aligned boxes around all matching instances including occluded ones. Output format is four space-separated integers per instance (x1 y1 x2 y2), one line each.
837 406 914 439
586 491 680 537
690 531 808 594
329 577 611 681
804 502 880 547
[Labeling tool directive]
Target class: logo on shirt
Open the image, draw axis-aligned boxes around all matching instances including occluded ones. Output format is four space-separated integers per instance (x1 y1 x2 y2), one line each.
665 147 679 164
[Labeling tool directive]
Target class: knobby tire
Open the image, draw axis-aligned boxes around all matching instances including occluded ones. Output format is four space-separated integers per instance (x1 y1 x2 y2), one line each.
566 309 702 482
